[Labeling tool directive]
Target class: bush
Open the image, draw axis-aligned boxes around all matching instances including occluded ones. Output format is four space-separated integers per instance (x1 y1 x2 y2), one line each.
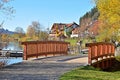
0 58 8 69
115 56 120 62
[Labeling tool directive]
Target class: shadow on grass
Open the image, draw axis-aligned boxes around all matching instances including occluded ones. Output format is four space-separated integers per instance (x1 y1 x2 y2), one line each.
80 59 120 72
80 60 120 72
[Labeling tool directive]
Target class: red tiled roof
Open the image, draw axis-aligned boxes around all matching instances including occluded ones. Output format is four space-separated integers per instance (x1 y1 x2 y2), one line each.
65 23 73 27
51 22 79 30
51 23 65 30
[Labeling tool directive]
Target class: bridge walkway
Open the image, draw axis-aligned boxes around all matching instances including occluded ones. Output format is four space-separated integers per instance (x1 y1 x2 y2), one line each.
0 54 88 80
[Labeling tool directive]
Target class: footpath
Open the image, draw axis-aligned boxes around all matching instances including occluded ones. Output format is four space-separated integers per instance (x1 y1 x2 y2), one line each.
0 54 88 80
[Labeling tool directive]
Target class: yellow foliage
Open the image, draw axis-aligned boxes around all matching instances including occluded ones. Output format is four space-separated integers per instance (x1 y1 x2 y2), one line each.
95 0 120 41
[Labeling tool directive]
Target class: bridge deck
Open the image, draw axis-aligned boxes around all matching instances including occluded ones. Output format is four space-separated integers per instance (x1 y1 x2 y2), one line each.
0 55 87 80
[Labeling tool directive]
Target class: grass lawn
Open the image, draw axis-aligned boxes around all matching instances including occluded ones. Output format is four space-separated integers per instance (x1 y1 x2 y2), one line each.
65 38 77 46
65 38 92 48
59 65 120 80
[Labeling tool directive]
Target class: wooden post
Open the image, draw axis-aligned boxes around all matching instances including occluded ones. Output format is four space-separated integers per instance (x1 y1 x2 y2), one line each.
101 44 104 69
23 44 27 60
36 43 38 59
94 45 98 58
88 47 92 65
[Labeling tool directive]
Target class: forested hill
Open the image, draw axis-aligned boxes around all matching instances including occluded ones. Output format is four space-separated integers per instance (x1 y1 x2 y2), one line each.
79 7 100 32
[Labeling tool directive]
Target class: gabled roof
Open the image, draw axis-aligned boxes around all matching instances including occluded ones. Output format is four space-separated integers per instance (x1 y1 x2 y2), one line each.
65 23 73 27
51 22 79 30
51 23 66 30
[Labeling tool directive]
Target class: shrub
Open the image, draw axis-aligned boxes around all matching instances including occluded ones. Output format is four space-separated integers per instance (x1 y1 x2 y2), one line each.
0 58 8 69
115 56 120 62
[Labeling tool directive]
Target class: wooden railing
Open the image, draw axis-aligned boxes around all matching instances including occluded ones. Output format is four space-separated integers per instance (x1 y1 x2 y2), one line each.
22 41 70 60
86 42 115 69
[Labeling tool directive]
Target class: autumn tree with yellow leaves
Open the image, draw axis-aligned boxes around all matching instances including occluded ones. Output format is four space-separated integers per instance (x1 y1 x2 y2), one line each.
94 0 120 42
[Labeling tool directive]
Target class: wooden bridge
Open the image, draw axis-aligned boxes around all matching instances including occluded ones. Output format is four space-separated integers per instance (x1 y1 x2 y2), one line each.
86 42 115 69
21 41 115 69
22 41 70 60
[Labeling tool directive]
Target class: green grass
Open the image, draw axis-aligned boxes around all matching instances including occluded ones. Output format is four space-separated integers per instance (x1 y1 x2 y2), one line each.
65 38 77 46
116 56 120 62
59 65 120 80
65 38 92 48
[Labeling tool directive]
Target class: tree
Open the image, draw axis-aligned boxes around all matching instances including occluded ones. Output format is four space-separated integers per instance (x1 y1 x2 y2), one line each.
26 25 35 39
94 0 120 41
32 21 41 38
1 34 9 42
15 27 24 33
25 21 49 41
39 31 49 41
66 27 72 37
0 0 15 16
0 0 15 41
26 21 41 40
14 27 25 39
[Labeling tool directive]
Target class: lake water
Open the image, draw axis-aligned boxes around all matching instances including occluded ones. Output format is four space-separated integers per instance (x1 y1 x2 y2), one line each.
0 42 23 65
0 57 23 65
2 42 22 51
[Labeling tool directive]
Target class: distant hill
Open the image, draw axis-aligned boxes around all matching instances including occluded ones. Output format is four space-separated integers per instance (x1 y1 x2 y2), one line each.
0 28 15 34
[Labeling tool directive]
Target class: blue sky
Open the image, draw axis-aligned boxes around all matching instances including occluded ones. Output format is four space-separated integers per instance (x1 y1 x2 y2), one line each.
0 0 95 32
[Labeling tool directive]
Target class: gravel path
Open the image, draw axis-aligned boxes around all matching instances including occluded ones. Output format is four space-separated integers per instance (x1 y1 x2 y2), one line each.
0 55 88 80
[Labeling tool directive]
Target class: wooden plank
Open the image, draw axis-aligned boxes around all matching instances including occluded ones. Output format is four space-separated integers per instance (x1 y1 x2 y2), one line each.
22 41 70 60
86 42 115 69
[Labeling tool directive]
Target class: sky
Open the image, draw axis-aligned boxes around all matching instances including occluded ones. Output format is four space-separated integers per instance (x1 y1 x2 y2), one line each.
0 0 95 32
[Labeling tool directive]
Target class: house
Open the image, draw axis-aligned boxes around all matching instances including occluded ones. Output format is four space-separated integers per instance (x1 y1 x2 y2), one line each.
87 20 100 36
65 22 79 37
79 20 100 38
49 23 66 40
70 27 80 38
49 22 79 40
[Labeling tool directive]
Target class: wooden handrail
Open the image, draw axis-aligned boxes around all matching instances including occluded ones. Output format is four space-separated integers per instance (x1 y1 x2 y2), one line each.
86 42 115 69
22 41 70 60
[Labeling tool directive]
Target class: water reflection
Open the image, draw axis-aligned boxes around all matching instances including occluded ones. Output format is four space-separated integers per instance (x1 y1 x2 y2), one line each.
3 42 23 51
0 57 22 65
0 42 23 65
